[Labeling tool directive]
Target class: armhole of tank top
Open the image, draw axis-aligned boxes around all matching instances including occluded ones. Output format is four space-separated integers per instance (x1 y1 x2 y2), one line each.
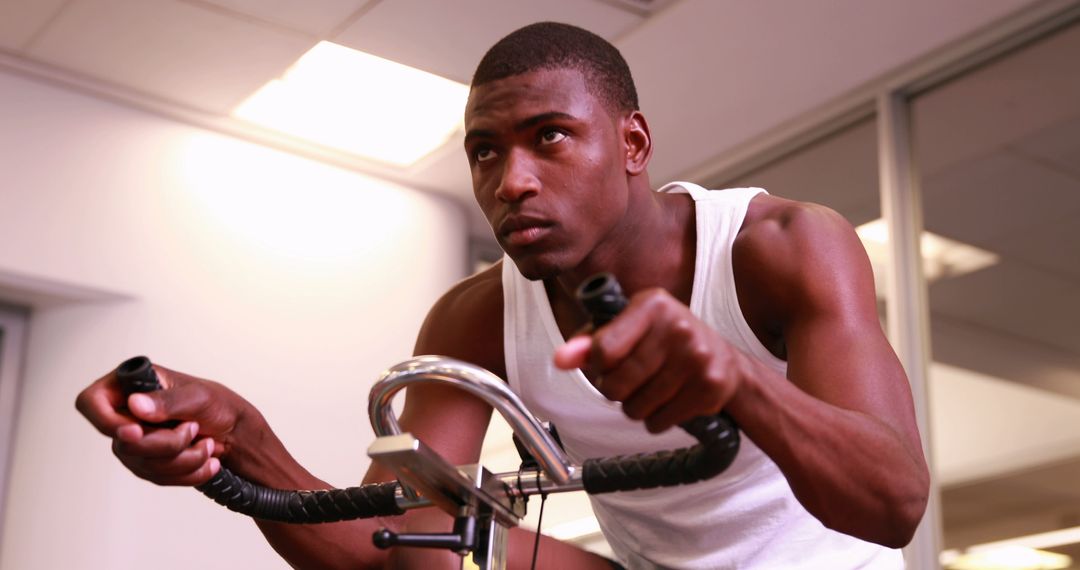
723 189 788 371
501 257 522 394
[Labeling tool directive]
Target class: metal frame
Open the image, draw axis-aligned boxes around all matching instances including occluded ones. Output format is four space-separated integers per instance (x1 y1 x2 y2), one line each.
0 303 29 549
877 90 941 569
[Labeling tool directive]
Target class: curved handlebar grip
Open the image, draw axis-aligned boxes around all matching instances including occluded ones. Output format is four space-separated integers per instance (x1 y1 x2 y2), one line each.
575 274 741 493
114 356 404 523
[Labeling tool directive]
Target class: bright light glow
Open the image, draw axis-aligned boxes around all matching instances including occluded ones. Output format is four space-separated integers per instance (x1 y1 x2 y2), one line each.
175 132 414 266
855 219 999 289
546 517 602 541
941 545 1071 570
233 41 468 166
970 525 1080 554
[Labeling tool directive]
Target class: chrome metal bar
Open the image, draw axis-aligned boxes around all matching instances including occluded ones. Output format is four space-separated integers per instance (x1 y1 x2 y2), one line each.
494 469 584 498
367 433 523 526
368 356 575 485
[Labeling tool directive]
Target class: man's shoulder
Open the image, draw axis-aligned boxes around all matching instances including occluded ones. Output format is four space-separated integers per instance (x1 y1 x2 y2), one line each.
432 262 504 322
415 261 506 377
737 194 854 258
733 193 872 317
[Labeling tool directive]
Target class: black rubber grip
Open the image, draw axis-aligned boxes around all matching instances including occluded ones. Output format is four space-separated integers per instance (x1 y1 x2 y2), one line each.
196 470 402 523
574 274 741 493
581 412 739 494
115 356 404 523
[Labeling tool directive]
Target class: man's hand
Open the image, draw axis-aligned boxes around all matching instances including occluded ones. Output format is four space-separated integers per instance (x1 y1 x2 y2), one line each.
554 287 748 433
75 364 252 486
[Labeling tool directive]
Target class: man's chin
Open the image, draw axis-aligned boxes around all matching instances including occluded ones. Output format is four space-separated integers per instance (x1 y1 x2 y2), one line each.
507 254 564 281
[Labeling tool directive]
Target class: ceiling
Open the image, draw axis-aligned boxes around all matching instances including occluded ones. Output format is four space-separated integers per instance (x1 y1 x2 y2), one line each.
0 0 666 235
0 0 1053 237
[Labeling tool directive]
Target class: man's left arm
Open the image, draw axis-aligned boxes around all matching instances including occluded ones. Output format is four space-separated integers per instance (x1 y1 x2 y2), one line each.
555 201 929 548
725 202 929 547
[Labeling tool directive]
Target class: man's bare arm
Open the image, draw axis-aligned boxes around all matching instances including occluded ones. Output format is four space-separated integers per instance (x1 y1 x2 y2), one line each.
726 200 929 546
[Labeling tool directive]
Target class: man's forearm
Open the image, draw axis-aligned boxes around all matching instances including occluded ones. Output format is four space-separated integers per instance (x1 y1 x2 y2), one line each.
727 360 929 547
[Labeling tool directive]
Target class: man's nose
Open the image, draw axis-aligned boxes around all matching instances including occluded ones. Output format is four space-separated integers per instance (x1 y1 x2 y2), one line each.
494 149 540 203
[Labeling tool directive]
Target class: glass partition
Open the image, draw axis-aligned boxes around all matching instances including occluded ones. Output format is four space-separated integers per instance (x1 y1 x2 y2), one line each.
911 19 1080 569
721 116 891 310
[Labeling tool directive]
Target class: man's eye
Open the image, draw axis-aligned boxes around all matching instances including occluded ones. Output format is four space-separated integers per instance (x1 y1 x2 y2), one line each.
475 148 496 162
539 130 566 145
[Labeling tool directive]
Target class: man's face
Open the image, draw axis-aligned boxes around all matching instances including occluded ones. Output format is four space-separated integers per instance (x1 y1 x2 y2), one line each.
464 68 630 280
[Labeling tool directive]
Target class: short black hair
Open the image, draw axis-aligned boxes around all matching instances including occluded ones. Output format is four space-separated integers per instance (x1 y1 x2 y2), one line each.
471 22 639 114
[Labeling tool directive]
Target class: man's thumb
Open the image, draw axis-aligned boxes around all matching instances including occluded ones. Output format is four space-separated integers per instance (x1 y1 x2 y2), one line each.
554 335 592 370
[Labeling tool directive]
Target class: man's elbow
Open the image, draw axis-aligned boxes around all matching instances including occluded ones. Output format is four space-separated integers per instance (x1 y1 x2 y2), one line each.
820 471 929 548
874 473 930 548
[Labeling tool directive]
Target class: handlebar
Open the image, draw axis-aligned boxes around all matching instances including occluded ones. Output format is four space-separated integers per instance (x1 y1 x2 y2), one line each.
113 273 740 554
115 356 405 523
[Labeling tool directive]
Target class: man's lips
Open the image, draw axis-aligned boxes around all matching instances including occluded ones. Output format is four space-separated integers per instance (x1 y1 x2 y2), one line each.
498 215 554 247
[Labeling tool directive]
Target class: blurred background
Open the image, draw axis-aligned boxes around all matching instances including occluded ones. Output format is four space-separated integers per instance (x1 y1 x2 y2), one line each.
1 0 1078 568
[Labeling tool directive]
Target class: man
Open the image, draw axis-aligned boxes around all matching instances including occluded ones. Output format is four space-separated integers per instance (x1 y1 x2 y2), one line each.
76 22 928 569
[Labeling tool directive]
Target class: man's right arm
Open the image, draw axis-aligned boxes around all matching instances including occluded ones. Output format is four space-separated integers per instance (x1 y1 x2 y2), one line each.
76 265 506 569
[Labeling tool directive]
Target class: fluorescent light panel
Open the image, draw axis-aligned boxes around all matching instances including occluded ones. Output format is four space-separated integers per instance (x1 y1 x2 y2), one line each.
941 545 1071 570
855 218 999 283
233 41 468 167
940 524 1080 570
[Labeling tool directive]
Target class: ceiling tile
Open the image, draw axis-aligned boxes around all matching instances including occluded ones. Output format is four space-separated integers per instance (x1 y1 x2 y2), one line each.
1014 115 1080 180
0 0 68 51
26 0 316 113
192 0 374 37
921 150 1080 246
332 0 643 83
929 261 1080 355
992 207 1080 283
724 118 881 227
913 21 1080 179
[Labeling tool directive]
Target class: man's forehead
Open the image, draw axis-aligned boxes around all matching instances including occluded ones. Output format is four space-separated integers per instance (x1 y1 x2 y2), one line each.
465 68 591 120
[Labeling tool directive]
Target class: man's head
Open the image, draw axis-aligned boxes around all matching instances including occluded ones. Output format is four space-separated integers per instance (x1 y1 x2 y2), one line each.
471 22 639 117
464 23 653 281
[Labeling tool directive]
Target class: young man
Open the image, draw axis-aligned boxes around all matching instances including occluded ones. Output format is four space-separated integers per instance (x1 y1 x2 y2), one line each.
77 22 928 569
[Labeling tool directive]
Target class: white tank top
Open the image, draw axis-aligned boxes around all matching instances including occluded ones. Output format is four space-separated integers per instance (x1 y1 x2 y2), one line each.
502 182 904 569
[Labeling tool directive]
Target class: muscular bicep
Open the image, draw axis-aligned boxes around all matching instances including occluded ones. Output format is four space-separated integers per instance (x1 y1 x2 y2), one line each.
745 203 922 455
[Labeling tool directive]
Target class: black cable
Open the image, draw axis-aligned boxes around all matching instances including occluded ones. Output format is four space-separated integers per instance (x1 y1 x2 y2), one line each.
530 475 548 570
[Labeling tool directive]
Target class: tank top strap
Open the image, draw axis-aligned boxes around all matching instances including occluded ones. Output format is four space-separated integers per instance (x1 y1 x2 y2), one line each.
656 180 711 200
657 181 768 206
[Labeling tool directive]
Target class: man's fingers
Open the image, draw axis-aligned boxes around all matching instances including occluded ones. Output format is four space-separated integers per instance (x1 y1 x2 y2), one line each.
121 452 221 487
644 389 718 434
75 375 135 437
127 380 217 427
113 421 200 458
554 335 592 370
597 323 668 401
621 366 686 422
136 438 215 476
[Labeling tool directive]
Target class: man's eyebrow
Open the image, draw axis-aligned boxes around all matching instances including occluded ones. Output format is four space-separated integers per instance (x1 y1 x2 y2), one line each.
464 111 579 143
517 111 577 130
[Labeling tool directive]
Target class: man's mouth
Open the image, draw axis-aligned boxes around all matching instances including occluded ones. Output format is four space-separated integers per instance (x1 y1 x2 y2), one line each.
499 215 554 247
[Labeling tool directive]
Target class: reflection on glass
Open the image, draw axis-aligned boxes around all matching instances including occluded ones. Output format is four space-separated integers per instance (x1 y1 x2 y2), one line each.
912 18 1080 570
721 117 889 306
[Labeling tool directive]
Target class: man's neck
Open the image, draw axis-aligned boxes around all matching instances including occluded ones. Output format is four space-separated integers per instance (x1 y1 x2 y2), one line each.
546 188 697 323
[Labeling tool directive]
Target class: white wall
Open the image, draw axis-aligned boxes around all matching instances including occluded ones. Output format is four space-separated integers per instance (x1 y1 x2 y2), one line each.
0 70 468 569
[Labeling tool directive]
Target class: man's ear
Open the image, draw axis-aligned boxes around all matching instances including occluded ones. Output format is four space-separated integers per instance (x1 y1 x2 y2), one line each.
623 110 652 176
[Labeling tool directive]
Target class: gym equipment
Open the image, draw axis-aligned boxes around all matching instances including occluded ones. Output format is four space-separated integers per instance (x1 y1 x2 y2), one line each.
115 274 740 569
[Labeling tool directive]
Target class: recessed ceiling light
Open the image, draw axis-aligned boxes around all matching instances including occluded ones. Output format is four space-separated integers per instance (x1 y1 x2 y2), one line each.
941 545 1071 570
940 524 1080 570
232 41 468 167
855 218 999 285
